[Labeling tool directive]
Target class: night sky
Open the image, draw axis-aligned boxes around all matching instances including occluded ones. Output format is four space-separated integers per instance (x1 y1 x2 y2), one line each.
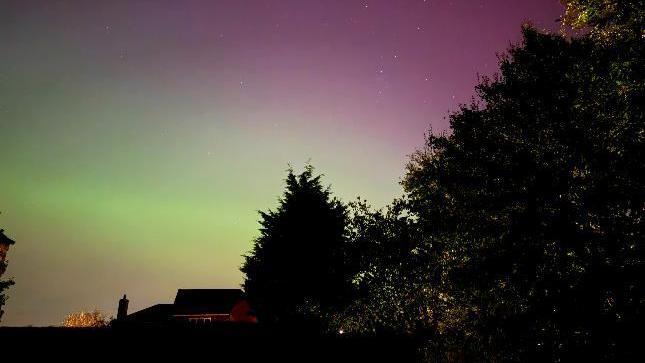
0 0 563 326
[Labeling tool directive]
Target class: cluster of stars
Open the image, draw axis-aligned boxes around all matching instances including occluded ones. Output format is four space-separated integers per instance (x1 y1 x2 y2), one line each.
106 0 476 115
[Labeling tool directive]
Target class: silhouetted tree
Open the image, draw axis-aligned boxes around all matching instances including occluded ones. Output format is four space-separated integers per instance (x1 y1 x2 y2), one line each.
241 165 351 327
0 280 14 322
0 227 15 323
331 200 480 361
330 199 425 334
403 25 643 361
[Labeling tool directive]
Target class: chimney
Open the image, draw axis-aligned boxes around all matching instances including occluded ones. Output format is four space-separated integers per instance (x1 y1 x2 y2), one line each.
117 294 129 320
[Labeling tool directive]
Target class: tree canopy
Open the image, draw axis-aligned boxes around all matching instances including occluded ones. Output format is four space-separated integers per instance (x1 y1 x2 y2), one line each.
327 22 642 360
241 165 351 326
402 24 642 360
562 0 644 41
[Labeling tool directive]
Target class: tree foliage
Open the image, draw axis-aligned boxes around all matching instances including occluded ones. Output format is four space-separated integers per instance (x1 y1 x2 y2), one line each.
561 0 644 41
0 279 14 322
0 227 15 323
329 10 642 358
62 310 110 328
331 199 426 334
401 25 643 360
241 165 351 326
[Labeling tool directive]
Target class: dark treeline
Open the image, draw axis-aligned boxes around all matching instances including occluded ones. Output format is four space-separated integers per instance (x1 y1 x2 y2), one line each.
242 2 643 361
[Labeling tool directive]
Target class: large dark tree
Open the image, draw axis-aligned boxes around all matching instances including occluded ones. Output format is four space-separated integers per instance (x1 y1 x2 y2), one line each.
241 166 351 326
322 2 642 358
403 24 643 361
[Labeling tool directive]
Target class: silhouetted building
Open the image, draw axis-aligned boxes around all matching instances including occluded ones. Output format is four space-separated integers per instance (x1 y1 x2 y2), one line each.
120 289 257 325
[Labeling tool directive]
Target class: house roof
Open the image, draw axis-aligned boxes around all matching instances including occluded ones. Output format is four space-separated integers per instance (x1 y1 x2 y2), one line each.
0 229 15 246
127 304 174 322
126 289 246 322
173 289 243 315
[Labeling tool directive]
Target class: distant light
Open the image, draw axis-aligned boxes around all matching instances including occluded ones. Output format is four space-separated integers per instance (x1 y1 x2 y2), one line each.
338 329 345 335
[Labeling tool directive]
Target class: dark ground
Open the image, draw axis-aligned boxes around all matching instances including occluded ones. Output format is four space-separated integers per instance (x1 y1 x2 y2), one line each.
0 324 418 362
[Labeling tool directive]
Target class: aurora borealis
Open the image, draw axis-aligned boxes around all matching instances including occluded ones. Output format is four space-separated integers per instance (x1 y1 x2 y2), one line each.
0 1 563 326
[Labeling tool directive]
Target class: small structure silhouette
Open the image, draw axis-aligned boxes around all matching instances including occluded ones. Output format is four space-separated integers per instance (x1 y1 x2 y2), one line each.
119 289 257 325
117 294 129 320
